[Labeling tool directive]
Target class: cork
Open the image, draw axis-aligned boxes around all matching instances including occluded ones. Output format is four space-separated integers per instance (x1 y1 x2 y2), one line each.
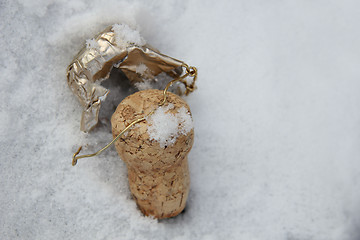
111 89 194 219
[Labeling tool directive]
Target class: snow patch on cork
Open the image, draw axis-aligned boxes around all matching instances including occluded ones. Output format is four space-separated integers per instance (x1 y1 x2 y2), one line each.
147 104 193 148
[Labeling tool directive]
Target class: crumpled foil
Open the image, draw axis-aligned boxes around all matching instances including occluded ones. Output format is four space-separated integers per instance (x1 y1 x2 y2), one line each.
67 25 185 132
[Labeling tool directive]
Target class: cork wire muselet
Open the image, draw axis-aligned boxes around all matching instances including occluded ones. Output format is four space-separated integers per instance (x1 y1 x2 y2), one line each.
72 64 197 166
67 24 198 219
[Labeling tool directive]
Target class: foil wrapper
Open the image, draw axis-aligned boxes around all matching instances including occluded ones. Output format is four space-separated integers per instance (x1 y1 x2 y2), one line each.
67 25 186 132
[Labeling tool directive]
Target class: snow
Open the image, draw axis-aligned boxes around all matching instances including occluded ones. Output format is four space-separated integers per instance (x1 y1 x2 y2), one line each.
112 23 146 47
135 63 148 75
1 0 360 239
135 72 178 92
147 104 193 148
134 80 153 91
85 38 100 50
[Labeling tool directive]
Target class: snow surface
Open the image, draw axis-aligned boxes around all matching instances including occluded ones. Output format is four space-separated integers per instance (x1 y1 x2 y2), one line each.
147 104 194 148
112 23 146 47
1 0 360 239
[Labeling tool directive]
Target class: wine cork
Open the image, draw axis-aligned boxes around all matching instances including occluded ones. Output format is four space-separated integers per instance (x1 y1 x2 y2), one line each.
111 89 194 219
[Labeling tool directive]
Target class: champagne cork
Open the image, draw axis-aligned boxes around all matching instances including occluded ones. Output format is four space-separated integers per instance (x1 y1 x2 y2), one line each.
111 89 194 219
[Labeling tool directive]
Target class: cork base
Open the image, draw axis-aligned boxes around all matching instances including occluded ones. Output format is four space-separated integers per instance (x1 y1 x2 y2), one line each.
128 157 190 219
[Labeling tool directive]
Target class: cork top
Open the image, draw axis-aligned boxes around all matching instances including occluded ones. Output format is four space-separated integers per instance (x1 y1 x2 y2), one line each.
111 89 194 172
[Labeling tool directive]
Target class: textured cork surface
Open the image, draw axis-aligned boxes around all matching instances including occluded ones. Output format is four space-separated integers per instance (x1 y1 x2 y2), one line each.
111 89 194 219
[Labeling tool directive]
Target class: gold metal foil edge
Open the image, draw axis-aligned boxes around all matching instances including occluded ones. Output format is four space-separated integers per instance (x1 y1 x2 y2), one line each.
67 25 186 132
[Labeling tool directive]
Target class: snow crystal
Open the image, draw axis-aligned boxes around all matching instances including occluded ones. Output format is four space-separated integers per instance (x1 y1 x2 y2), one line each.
134 72 183 92
135 63 148 75
112 23 146 47
176 106 193 135
134 81 153 91
147 104 193 148
85 38 100 50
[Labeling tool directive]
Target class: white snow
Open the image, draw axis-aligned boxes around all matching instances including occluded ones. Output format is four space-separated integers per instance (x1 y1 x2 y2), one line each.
112 23 146 47
1 1 360 240
135 63 148 75
134 80 153 91
85 38 100 50
135 72 183 92
147 104 193 148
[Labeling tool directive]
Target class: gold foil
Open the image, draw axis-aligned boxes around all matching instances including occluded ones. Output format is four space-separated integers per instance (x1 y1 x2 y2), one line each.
67 25 185 132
